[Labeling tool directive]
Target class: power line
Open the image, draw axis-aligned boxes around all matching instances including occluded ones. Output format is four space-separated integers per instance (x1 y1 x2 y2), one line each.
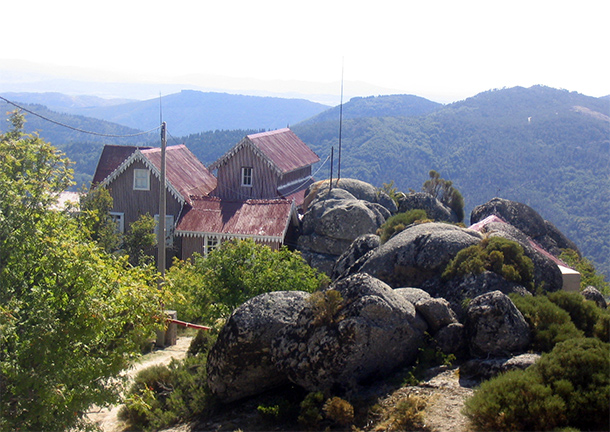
0 95 161 138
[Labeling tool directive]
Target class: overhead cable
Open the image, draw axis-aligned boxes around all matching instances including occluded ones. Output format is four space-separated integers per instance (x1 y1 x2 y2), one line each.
0 95 161 138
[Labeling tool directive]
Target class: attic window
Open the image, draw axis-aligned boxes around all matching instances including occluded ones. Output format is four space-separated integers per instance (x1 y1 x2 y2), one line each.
241 167 253 187
134 169 150 190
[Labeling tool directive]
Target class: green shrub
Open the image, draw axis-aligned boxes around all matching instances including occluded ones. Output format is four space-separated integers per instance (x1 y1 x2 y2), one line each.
119 355 212 431
187 329 217 357
464 338 610 431
309 289 344 326
510 294 583 352
533 338 610 431
165 239 329 324
463 369 566 431
377 209 429 243
298 391 325 429
547 290 601 337
443 236 534 290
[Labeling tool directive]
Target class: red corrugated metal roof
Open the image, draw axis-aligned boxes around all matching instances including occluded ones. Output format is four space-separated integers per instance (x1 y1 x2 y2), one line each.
92 145 151 185
248 128 320 173
176 196 294 239
141 145 217 203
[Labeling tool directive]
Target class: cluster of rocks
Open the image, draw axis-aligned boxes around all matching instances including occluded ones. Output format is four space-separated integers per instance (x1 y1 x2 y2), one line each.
206 179 607 403
207 274 533 403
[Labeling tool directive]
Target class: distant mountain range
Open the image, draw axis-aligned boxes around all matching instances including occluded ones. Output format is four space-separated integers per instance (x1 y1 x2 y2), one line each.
1 86 608 279
1 90 329 136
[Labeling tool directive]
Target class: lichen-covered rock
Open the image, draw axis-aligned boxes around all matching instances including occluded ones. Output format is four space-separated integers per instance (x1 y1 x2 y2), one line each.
397 192 458 222
434 323 466 358
271 273 427 392
460 353 541 380
207 291 310 403
394 287 432 305
434 271 531 318
471 197 548 239
304 178 397 214
332 234 380 280
414 296 458 334
359 222 482 288
581 286 608 309
464 291 530 357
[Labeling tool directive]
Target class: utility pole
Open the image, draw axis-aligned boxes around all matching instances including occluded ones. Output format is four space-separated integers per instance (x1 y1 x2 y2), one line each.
158 122 167 282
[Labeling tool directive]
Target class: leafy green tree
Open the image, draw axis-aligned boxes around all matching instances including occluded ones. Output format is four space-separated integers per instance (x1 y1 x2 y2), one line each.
0 112 168 431
422 170 465 222
123 213 157 266
166 239 329 323
79 186 122 253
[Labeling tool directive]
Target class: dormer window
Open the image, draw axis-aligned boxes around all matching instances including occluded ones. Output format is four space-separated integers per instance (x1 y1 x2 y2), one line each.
241 167 253 187
133 169 150 190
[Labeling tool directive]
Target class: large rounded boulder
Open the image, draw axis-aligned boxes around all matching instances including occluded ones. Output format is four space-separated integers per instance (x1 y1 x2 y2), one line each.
207 291 310 403
398 192 458 223
470 197 581 258
464 291 530 357
271 273 427 392
359 222 482 288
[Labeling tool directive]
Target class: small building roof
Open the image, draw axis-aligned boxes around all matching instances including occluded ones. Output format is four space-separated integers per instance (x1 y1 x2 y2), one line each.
141 145 217 202
209 128 320 175
92 144 151 185
97 144 217 206
175 196 296 242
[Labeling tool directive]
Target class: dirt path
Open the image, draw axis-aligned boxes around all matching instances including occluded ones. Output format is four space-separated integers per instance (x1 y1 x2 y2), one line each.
86 336 192 432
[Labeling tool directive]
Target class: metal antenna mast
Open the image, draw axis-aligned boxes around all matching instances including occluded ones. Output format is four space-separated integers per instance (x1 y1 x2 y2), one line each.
337 58 344 183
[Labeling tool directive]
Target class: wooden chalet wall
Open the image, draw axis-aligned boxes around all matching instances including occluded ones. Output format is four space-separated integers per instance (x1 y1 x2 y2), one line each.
107 160 183 265
214 145 280 200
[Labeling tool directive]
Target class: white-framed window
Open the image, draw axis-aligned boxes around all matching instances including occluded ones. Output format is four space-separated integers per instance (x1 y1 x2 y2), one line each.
109 212 124 233
133 169 150 190
205 236 219 256
241 166 253 187
154 214 174 247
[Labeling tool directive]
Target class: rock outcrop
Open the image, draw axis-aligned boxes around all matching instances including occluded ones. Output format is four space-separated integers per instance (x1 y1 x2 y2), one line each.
358 222 482 288
298 179 394 275
272 273 427 393
460 353 541 380
397 192 458 223
581 286 607 309
332 234 380 280
470 197 581 258
207 291 310 402
464 291 530 357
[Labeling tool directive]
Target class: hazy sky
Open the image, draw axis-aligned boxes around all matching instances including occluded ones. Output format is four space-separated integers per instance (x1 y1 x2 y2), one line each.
3 0 609 103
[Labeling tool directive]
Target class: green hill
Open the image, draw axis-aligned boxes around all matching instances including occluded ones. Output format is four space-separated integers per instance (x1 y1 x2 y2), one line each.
292 86 610 277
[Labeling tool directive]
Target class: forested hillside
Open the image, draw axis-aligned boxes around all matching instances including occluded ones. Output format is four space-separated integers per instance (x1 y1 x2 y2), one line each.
292 86 610 277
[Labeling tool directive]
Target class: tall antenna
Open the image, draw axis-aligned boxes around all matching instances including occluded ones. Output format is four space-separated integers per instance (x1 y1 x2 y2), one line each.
159 92 163 125
337 58 344 182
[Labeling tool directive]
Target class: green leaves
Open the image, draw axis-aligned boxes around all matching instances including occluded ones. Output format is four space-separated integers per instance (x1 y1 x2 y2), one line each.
166 239 329 324
0 112 170 431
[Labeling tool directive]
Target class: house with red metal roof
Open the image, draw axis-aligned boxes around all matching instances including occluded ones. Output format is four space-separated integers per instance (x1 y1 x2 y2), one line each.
92 128 316 265
209 128 320 207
